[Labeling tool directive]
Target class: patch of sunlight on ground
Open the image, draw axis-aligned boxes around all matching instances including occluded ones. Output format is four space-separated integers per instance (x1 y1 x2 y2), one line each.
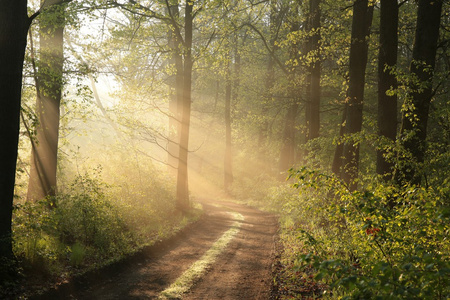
158 211 244 299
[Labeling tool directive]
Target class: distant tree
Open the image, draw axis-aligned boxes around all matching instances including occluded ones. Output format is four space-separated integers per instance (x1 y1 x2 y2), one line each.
176 0 194 210
167 0 183 172
27 1 65 203
278 2 301 175
90 0 200 211
305 0 321 143
224 58 233 192
258 0 280 151
278 99 299 173
396 0 443 185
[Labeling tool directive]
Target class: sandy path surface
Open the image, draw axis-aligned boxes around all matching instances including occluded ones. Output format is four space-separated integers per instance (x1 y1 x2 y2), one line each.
31 199 278 299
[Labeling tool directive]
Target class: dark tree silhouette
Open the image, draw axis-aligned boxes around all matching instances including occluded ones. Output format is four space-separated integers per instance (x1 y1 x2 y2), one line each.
305 0 321 143
337 0 374 190
376 0 398 179
0 0 32 278
397 0 443 185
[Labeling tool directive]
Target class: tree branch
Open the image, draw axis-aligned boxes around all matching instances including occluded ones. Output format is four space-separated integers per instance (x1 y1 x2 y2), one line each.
241 22 289 75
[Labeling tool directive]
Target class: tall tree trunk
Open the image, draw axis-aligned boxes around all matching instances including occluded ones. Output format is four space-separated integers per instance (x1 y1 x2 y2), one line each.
341 0 373 190
224 40 240 192
27 1 65 203
224 61 233 192
397 0 443 185
167 1 183 172
258 0 278 151
232 39 241 106
0 0 30 276
258 56 274 150
176 0 193 210
376 0 398 179
279 3 300 176
306 0 321 142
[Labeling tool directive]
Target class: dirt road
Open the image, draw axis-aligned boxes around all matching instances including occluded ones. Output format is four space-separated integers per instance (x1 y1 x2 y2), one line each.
31 199 279 299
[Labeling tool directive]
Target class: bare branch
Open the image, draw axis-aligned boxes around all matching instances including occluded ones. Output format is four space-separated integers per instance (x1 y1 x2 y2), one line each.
241 23 289 75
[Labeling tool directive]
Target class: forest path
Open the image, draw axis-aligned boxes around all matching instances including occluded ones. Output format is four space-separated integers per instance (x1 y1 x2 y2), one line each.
32 198 278 299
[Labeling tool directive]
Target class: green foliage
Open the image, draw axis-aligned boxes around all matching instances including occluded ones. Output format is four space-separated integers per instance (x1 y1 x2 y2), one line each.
70 242 85 267
280 167 450 299
12 166 192 283
55 172 133 260
13 198 63 275
12 174 130 274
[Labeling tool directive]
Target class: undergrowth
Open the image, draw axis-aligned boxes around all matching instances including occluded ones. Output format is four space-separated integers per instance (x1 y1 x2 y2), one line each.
270 167 450 299
7 170 201 298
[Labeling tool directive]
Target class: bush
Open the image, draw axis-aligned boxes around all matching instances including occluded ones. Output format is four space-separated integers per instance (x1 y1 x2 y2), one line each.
13 199 64 275
12 168 180 280
283 168 450 299
55 172 134 262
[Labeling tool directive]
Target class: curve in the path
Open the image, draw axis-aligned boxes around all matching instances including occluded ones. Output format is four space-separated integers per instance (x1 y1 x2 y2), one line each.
30 199 278 300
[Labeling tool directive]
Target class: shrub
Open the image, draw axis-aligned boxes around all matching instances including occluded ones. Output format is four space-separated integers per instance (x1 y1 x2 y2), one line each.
285 167 450 299
13 198 64 275
55 172 133 262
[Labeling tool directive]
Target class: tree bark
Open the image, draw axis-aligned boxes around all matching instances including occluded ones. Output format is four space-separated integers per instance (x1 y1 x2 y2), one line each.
376 0 398 179
167 1 183 173
0 0 30 275
176 0 193 210
27 1 65 203
279 3 300 176
331 106 347 175
224 61 233 192
258 0 278 151
397 0 443 185
341 0 373 190
306 0 321 142
279 100 299 175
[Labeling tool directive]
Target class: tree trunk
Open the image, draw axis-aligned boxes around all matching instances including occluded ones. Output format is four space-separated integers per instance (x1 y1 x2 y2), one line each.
0 0 30 276
176 0 193 211
279 3 300 177
307 0 321 142
27 1 65 203
167 1 183 172
331 106 347 175
376 0 398 179
258 57 274 151
258 0 278 151
224 61 233 192
340 0 373 190
279 100 299 175
397 0 443 185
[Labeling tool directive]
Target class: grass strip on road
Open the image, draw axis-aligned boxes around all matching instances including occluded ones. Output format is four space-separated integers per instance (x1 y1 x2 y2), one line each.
158 210 244 299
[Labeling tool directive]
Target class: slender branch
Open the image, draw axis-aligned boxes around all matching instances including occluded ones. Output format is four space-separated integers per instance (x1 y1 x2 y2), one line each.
241 23 289 75
135 149 178 169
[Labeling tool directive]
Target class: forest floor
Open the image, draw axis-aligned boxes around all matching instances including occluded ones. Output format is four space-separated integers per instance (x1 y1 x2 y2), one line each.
28 198 279 299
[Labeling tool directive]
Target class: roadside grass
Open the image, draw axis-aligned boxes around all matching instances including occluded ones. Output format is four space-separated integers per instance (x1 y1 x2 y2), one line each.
6 172 203 299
